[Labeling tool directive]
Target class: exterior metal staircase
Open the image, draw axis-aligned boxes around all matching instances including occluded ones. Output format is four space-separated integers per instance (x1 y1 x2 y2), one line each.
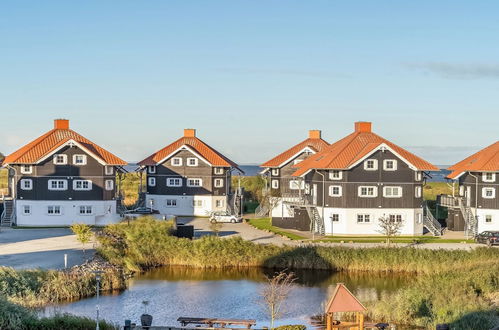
306 205 325 235
1 199 15 227
423 203 442 236
437 195 478 237
255 204 269 217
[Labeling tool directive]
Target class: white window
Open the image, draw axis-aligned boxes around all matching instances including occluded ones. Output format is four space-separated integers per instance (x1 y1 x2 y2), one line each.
47 205 62 215
20 165 33 174
216 199 224 208
329 185 342 197
329 170 342 180
53 154 67 165
214 167 224 175
73 155 87 165
167 178 183 187
73 180 92 191
105 166 114 175
459 185 465 196
171 157 182 166
271 179 279 189
482 187 496 199
289 180 304 190
271 168 279 176
20 179 33 190
214 178 224 188
331 214 339 222
383 186 402 198
383 159 397 171
148 177 156 187
79 205 92 215
105 180 114 191
389 214 403 223
364 159 378 171
415 186 422 198
22 205 31 215
48 180 67 191
485 215 492 223
147 166 156 174
358 186 378 197
187 158 198 166
483 173 496 182
192 200 203 207
166 199 177 207
357 214 370 223
415 171 422 181
187 178 202 187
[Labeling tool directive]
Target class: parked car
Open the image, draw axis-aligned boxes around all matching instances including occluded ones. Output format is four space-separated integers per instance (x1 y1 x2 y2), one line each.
475 231 499 246
210 212 242 223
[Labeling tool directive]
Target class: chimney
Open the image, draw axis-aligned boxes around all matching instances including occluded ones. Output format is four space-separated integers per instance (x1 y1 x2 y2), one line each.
354 121 372 133
54 119 69 130
309 130 321 139
184 128 196 137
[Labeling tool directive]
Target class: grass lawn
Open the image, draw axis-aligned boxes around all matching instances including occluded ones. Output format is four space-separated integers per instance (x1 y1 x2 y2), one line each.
424 182 455 201
248 217 307 240
0 168 8 195
319 236 475 244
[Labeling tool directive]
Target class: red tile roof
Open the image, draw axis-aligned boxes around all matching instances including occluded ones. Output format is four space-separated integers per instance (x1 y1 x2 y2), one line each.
292 122 438 176
260 130 329 168
325 283 366 313
447 141 499 179
138 129 240 169
2 120 127 166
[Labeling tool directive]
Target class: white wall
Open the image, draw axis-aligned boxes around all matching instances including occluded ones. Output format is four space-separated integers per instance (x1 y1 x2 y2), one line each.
15 200 120 226
270 197 296 219
145 194 228 217
476 209 499 233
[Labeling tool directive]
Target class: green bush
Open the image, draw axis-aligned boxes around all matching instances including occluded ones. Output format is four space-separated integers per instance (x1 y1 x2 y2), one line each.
274 325 306 330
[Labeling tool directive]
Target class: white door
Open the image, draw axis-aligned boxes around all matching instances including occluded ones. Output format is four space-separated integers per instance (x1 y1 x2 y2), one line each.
465 186 471 207
312 184 318 205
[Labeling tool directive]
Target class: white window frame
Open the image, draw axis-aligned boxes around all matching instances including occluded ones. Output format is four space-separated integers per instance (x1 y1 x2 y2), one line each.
289 180 305 190
271 179 279 189
20 165 33 174
73 180 92 191
483 173 496 182
147 166 156 174
73 154 87 165
363 159 378 171
47 205 62 215
167 178 183 187
187 178 203 187
48 179 68 191
329 170 343 180
415 186 422 198
187 157 198 167
389 214 403 223
415 171 422 181
215 199 224 208
357 214 371 223
192 200 203 207
166 199 177 207
105 179 114 191
482 187 496 199
271 168 279 176
383 159 398 171
383 186 402 198
214 178 224 188
331 214 340 222
329 185 342 197
20 179 33 190
171 157 182 167
53 154 68 165
105 166 114 175
358 186 378 197
485 215 493 223
79 205 93 215
22 205 31 215
214 167 224 175
148 177 156 187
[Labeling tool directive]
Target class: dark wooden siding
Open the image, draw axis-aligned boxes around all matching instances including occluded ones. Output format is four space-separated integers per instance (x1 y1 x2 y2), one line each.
459 172 499 209
272 207 310 231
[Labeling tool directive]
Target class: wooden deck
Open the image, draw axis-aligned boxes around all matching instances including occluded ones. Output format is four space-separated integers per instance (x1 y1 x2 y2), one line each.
177 317 257 329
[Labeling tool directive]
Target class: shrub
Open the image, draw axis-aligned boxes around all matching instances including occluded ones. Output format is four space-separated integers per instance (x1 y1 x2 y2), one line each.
274 325 306 330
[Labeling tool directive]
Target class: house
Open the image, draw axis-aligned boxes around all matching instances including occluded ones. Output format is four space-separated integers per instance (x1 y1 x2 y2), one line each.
439 141 499 236
259 130 329 222
280 122 440 236
0 119 127 226
137 129 242 216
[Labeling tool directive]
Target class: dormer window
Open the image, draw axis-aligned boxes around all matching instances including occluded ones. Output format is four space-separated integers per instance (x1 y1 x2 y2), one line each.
53 154 67 165
271 168 279 176
363 159 378 171
20 165 33 174
187 158 198 167
73 155 87 165
483 173 496 182
171 157 182 166
329 170 342 180
383 159 397 171
147 166 156 174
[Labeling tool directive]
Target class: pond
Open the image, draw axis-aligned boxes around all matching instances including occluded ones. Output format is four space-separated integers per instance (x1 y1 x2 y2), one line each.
44 266 411 328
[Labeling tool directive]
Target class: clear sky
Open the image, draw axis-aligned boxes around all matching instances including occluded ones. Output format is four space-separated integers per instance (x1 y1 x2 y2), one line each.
1 1 497 165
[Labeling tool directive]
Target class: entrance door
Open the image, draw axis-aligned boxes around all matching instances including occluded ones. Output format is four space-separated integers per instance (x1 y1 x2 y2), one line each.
312 184 318 205
465 186 471 207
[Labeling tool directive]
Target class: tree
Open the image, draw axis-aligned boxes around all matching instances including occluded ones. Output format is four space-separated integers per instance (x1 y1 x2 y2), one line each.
70 223 93 255
259 271 296 330
377 216 404 245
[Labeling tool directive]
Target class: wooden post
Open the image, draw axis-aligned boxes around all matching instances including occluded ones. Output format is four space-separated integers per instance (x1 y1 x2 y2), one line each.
359 313 364 330
326 313 333 330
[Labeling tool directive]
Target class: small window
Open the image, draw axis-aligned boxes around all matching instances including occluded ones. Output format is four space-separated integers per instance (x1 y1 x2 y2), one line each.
482 187 496 199
105 166 114 175
358 186 377 197
187 158 198 166
329 185 342 197
105 180 114 191
485 215 492 223
383 159 397 171
483 173 496 182
47 205 62 215
383 186 402 198
214 167 224 175
187 178 202 187
364 159 378 171
22 205 31 215
73 180 92 191
48 180 67 191
415 171 422 181
171 158 182 166
357 214 370 223
53 154 67 165
271 179 279 189
73 155 87 165
79 205 92 215
289 180 304 190
389 214 403 223
415 186 422 198
214 178 224 188
192 200 203 207
329 170 342 180
271 168 279 176
20 179 33 190
20 165 33 174
216 199 224 208
166 199 177 207
148 177 156 187
167 178 183 187
147 166 156 174
331 214 339 222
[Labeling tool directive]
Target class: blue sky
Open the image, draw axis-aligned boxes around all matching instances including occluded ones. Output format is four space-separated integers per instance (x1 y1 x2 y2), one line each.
1 1 498 165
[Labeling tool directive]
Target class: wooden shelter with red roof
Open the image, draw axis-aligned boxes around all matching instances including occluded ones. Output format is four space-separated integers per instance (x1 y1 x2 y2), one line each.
1 119 127 227
324 283 367 330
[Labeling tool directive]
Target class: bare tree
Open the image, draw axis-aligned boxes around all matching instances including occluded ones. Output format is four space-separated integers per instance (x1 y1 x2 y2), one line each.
377 216 404 245
259 270 296 330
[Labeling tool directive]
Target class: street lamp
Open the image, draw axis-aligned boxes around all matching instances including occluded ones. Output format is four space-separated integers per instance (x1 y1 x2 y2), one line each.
92 270 104 330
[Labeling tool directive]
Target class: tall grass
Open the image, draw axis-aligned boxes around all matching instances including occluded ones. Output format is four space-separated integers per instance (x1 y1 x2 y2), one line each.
120 172 144 207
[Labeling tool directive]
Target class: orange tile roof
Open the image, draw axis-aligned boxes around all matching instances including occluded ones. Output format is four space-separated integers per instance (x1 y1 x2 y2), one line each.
2 120 127 166
261 131 329 168
447 141 499 179
292 122 438 176
138 129 240 170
